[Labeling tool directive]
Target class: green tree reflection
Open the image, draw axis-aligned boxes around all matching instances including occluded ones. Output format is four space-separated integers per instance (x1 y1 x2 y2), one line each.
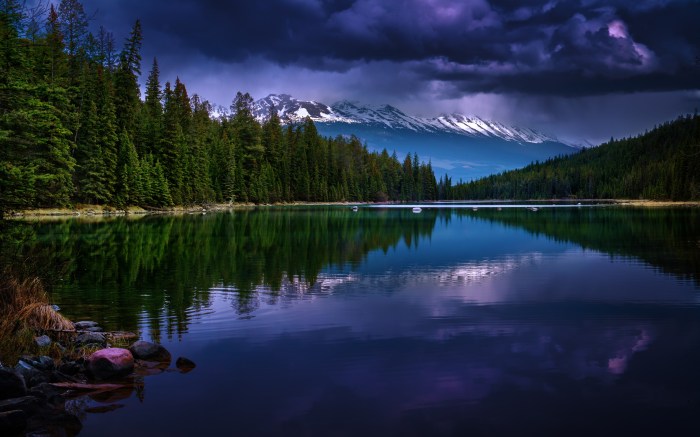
21 208 438 337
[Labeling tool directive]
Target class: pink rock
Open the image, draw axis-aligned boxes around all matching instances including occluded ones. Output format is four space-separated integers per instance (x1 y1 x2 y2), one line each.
87 348 134 380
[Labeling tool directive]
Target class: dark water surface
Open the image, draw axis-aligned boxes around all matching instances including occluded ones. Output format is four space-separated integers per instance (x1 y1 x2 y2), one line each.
29 206 700 435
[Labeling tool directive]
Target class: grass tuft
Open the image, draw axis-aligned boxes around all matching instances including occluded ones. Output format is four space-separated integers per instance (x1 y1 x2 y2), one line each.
0 273 75 364
0 275 74 333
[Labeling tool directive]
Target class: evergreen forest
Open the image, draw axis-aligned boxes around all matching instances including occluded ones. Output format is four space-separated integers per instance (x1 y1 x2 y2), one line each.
0 0 439 218
2 1 697 218
442 114 700 200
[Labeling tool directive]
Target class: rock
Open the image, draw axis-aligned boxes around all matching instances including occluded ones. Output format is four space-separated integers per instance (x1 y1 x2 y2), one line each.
0 396 41 414
74 321 98 330
84 326 104 332
35 335 51 348
13 362 47 389
87 348 134 380
129 341 171 363
175 357 196 374
28 383 65 405
0 410 26 435
57 362 81 376
34 356 54 372
14 361 39 381
0 369 26 400
75 332 106 346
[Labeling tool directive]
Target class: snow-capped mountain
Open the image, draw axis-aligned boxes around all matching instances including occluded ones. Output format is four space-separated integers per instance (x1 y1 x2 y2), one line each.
252 94 561 145
251 94 577 181
251 94 353 124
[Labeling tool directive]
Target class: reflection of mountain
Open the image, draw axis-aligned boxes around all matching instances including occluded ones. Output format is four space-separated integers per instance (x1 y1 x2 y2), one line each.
7 207 700 435
9 206 699 339
458 207 700 285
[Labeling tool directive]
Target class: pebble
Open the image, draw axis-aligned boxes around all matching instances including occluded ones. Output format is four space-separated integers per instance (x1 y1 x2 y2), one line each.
34 335 51 348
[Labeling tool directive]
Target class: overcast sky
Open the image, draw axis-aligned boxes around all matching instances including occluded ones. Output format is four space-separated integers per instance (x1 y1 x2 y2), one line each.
81 0 699 144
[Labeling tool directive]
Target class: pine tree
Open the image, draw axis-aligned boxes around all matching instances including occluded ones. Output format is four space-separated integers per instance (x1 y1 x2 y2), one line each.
116 129 140 206
401 155 414 201
57 0 88 59
76 98 105 203
161 80 191 204
140 57 163 157
114 19 142 135
231 92 263 202
95 65 118 199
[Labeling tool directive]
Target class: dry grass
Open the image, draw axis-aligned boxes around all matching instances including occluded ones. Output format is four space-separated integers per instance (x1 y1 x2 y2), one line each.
0 275 74 335
615 200 700 208
0 274 76 364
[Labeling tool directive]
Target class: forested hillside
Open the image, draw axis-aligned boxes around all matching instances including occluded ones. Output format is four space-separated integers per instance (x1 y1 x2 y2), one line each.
442 114 700 200
0 1 437 217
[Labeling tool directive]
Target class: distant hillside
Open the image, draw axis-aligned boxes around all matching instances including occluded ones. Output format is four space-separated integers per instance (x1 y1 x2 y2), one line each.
251 94 577 181
447 114 700 200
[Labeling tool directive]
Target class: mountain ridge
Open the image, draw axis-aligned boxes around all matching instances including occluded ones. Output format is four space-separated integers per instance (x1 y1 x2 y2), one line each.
251 94 568 146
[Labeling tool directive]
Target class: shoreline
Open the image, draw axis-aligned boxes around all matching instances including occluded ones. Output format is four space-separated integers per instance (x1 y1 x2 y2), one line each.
5 199 700 219
5 201 365 220
612 200 700 207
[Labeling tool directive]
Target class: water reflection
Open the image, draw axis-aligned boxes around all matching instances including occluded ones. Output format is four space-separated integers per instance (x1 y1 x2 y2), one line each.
3 206 699 435
4 206 697 337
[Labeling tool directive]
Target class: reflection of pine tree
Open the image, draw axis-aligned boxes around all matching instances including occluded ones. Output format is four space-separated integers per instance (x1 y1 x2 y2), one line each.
22 208 440 333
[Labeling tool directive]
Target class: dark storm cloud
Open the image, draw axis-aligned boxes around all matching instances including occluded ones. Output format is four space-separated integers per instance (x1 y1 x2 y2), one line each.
91 0 700 96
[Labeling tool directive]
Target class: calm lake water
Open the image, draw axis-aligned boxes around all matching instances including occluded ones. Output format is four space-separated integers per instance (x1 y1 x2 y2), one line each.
26 206 700 435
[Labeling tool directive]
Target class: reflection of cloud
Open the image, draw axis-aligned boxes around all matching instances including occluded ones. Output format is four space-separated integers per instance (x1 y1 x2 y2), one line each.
187 246 695 418
607 328 653 374
214 273 358 302
437 254 543 285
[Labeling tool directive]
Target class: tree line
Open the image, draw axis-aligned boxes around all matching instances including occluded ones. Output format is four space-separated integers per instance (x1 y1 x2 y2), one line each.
0 0 438 217
441 114 700 200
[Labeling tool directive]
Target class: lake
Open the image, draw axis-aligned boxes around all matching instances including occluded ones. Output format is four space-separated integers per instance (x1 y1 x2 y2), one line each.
23 205 700 435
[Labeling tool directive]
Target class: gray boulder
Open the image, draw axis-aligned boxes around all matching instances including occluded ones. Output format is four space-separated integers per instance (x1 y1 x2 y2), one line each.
129 341 171 363
34 356 54 371
34 335 51 348
74 321 99 330
14 361 47 388
75 332 106 346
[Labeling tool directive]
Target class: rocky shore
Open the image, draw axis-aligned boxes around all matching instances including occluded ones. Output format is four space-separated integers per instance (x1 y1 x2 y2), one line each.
7 201 361 219
0 320 195 436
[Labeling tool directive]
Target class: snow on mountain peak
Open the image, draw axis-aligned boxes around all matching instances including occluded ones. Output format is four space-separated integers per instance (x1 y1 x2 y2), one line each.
252 94 355 124
252 94 564 145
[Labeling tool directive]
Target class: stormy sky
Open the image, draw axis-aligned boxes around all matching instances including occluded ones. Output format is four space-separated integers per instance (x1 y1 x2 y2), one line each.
84 0 698 144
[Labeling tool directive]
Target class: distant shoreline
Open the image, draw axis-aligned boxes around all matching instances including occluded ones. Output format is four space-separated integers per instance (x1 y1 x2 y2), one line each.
5 199 699 220
5 202 365 220
613 200 700 207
